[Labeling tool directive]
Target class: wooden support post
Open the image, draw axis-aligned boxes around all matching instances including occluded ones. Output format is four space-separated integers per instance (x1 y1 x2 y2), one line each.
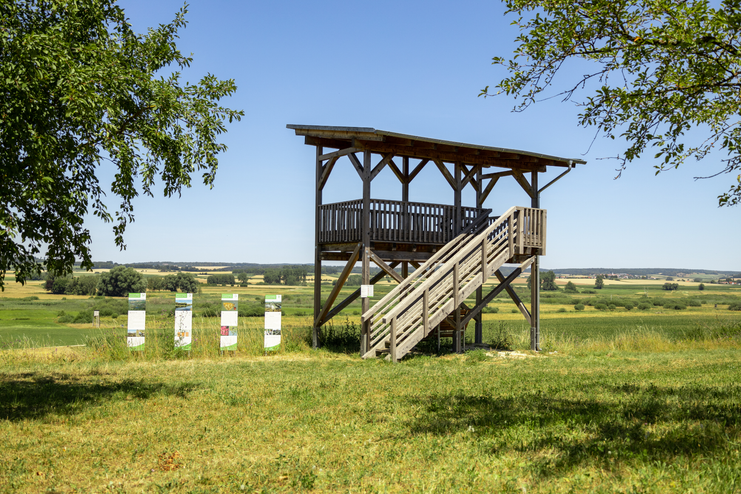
313 146 323 349
402 156 409 234
454 163 462 235
475 165 483 345
361 150 372 355
423 289 429 337
531 170 541 352
453 263 461 353
390 317 397 363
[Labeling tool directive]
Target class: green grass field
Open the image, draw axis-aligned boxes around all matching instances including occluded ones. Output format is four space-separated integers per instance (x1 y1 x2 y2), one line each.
2 341 741 492
2 276 741 491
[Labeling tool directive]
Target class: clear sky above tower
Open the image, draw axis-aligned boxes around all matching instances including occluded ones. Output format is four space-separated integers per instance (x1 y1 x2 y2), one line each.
84 0 739 271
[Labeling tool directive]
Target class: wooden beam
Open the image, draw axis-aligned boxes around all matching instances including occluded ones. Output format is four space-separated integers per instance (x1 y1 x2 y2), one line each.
348 153 364 179
318 156 338 190
323 266 396 324
481 170 514 180
460 164 479 191
370 153 395 181
352 142 549 171
387 159 404 184
318 147 359 162
479 176 499 205
495 269 532 325
368 249 404 283
314 243 362 327
434 159 456 190
461 265 524 327
408 159 429 182
305 136 350 149
512 170 533 199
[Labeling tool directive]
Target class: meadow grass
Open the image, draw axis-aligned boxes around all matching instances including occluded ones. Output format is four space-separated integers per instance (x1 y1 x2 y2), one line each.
1 332 741 493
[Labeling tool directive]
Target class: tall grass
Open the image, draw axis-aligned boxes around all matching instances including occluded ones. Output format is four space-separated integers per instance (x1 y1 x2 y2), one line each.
85 315 314 361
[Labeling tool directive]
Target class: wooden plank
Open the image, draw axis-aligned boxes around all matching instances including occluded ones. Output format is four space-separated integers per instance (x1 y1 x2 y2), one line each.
314 243 361 327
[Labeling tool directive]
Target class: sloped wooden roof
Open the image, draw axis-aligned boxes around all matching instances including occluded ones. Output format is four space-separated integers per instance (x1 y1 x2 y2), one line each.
287 125 586 171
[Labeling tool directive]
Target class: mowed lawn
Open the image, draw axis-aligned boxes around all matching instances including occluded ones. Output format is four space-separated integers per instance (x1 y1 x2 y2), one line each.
1 345 741 493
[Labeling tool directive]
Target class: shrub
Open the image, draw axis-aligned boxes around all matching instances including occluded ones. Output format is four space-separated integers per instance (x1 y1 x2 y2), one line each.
594 303 608 311
637 302 652 310
238 303 264 317
574 303 585 311
557 307 566 313
581 289 597 294
608 303 617 311
564 281 578 293
488 322 513 351
73 310 93 324
729 303 741 311
688 299 702 307
664 302 686 310
624 301 634 310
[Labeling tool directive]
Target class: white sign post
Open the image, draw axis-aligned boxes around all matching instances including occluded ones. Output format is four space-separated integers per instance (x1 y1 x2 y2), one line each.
264 295 282 352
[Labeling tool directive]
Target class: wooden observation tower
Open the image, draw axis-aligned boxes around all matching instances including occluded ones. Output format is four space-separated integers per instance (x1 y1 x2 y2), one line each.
287 125 585 361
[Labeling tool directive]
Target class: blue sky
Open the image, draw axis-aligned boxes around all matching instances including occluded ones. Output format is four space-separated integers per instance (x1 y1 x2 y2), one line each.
84 0 740 271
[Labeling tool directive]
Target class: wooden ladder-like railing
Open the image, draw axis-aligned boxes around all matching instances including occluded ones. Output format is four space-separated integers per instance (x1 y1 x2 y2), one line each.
361 206 546 361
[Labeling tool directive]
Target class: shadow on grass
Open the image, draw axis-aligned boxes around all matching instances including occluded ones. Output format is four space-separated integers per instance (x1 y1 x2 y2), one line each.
0 372 198 421
403 382 741 478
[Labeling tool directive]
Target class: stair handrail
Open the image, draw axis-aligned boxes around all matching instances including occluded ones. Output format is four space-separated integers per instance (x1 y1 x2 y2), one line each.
361 208 493 322
379 206 521 325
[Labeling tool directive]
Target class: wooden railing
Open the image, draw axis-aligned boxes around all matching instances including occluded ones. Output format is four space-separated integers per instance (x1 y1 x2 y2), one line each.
318 199 490 244
361 206 546 361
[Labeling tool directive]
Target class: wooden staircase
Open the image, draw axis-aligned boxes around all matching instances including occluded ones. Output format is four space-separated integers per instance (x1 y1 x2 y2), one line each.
361 206 546 361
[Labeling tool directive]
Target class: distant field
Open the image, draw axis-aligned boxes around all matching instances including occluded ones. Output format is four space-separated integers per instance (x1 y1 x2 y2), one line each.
1 273 740 350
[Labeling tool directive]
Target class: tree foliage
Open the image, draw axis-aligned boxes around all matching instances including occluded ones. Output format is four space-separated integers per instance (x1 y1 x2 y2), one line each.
483 0 741 207
0 0 243 290
148 272 200 292
595 274 605 289
98 266 145 297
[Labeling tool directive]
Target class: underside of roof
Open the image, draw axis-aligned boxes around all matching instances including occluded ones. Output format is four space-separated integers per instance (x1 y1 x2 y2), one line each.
287 124 586 171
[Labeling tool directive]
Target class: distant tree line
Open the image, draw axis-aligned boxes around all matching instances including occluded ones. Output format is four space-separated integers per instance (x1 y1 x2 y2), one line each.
262 266 308 286
147 272 201 293
45 267 201 296
207 273 236 286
